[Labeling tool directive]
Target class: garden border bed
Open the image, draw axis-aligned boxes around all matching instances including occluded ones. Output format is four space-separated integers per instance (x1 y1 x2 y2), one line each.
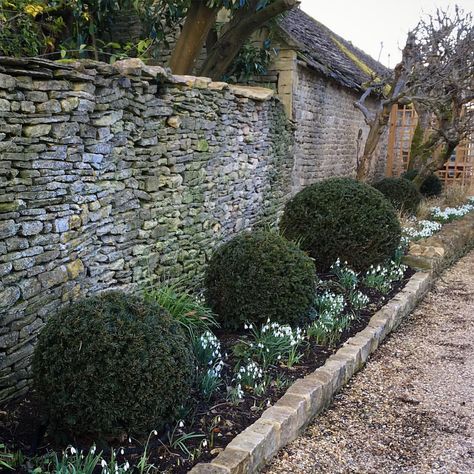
189 212 474 474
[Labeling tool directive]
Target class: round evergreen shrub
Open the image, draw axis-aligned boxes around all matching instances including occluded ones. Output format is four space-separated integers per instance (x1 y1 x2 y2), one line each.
33 292 195 438
205 231 316 330
402 169 442 197
373 177 422 214
280 178 401 272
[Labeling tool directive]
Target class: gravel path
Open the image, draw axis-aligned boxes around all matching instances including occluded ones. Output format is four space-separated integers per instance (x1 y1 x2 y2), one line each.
264 251 474 474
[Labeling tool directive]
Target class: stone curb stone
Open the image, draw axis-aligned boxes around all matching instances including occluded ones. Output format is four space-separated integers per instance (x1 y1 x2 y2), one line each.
190 216 474 474
189 272 433 474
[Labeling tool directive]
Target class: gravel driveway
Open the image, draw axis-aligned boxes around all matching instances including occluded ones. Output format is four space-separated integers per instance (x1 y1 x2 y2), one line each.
264 250 474 474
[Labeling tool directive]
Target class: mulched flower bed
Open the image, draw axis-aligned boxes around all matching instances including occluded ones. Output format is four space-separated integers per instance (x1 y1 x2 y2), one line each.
0 267 415 473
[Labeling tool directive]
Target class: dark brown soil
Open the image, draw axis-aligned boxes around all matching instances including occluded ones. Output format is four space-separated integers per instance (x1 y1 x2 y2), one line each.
0 268 414 473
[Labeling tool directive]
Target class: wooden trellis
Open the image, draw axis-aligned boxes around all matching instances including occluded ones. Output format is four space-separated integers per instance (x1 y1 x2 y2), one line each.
385 104 474 191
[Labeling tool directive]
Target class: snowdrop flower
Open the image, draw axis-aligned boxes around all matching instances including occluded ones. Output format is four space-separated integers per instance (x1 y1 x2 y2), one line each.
91 445 97 455
120 448 124 455
101 459 108 468
203 440 208 448
152 430 158 436
179 420 185 428
70 447 77 455
124 461 130 471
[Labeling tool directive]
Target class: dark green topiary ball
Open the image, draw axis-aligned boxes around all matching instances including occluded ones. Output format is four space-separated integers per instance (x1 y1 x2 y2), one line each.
33 292 195 438
280 178 401 272
373 177 422 214
205 231 316 330
402 169 442 197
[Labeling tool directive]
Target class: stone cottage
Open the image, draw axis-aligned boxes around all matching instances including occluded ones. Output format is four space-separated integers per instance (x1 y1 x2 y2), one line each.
267 8 390 191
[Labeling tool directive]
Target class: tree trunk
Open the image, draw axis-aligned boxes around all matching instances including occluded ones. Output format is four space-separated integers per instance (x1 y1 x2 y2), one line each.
408 104 433 170
356 103 392 181
198 0 298 80
169 0 218 75
412 141 459 189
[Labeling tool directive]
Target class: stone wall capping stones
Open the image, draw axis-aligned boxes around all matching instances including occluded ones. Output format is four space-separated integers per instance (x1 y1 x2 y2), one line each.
190 214 474 473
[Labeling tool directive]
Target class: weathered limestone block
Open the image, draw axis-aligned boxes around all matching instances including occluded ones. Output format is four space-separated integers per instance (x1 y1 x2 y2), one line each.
0 220 19 239
38 266 69 289
20 221 43 236
0 287 21 309
23 124 51 138
66 259 85 279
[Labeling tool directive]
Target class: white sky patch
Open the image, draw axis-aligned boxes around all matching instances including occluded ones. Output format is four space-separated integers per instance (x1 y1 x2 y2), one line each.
299 0 474 67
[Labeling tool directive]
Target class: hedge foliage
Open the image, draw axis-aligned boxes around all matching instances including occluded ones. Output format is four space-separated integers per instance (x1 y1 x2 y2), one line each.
33 292 194 438
402 169 443 197
373 177 422 214
205 231 316 330
280 178 401 272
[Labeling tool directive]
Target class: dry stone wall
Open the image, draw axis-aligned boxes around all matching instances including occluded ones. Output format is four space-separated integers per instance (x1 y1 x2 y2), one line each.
0 58 293 403
291 64 387 192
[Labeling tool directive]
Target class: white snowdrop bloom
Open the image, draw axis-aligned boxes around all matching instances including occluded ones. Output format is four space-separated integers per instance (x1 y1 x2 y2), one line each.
101 459 108 468
91 445 97 454
179 420 185 428
244 323 248 329
152 430 158 435
70 447 77 455
124 461 130 471
203 440 208 448
120 448 124 455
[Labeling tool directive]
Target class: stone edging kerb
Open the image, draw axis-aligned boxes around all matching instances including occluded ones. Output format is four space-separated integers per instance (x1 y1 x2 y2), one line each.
189 212 474 474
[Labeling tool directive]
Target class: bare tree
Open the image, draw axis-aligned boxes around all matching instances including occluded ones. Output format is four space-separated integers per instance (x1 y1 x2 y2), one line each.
354 33 418 181
407 7 473 188
354 6 474 186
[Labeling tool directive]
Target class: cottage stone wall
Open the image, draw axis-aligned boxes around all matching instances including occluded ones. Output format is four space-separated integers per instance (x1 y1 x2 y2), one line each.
291 64 388 192
0 58 293 403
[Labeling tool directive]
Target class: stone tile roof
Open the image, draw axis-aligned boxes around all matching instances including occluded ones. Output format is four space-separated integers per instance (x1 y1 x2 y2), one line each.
278 8 390 91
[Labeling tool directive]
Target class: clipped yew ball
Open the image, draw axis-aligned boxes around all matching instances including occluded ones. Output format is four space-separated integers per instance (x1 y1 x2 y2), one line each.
280 178 401 272
402 169 442 197
33 292 194 438
373 177 422 214
205 231 316 330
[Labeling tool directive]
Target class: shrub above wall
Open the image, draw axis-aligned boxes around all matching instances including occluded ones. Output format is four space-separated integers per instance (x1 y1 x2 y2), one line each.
33 292 195 438
280 178 401 272
205 231 316 330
